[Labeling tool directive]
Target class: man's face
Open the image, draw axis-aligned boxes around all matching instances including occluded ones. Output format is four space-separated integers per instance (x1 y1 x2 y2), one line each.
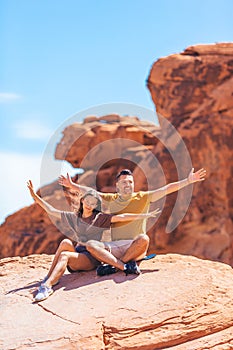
116 174 134 196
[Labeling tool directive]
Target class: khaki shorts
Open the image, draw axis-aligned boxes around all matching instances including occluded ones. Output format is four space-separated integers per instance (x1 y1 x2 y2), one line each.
104 240 133 259
104 238 147 260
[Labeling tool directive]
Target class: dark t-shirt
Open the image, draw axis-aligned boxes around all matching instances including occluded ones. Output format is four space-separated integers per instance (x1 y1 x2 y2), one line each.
60 211 113 243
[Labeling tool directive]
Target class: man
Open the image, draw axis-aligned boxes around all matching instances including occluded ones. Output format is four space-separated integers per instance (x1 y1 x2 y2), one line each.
59 167 206 275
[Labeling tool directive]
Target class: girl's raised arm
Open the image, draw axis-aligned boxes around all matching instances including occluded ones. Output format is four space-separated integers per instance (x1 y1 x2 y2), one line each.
27 180 62 220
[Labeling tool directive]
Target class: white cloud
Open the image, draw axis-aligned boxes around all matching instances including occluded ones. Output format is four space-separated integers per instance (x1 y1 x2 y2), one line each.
0 151 78 224
13 120 53 140
0 152 42 223
0 92 21 103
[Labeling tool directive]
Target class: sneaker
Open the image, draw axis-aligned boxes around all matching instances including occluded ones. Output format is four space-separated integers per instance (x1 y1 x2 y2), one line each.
41 276 59 286
124 261 141 276
34 284 53 302
96 264 117 276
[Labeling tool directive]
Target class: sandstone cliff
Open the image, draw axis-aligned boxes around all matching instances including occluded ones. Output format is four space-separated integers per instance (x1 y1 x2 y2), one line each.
1 254 233 349
0 43 233 267
147 43 233 265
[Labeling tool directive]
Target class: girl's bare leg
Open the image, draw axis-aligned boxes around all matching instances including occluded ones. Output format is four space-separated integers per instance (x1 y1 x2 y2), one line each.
45 239 75 279
45 251 96 287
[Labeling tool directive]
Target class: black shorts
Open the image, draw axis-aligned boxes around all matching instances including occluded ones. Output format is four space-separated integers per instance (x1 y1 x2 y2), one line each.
67 244 101 273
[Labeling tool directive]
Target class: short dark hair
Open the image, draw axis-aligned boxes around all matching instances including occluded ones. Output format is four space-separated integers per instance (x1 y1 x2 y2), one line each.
116 169 133 180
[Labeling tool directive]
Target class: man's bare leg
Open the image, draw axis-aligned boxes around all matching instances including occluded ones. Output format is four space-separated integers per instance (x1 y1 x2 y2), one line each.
86 235 149 269
121 234 149 263
86 241 125 270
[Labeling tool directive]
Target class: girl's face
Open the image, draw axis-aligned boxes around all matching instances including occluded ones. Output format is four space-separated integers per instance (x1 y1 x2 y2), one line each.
82 195 98 212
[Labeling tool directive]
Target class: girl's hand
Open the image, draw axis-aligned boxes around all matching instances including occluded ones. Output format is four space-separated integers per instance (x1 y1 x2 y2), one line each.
27 180 36 198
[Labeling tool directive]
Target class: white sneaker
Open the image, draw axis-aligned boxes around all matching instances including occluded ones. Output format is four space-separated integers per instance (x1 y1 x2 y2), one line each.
34 284 53 302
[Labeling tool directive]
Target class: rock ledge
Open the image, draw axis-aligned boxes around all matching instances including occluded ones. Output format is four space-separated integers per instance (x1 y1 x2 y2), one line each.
1 253 233 349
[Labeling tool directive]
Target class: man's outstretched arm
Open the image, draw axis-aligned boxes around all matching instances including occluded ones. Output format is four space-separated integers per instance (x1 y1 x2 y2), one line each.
58 173 104 197
149 168 206 203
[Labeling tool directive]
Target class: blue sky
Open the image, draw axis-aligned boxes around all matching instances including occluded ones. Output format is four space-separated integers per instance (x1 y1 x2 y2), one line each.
1 0 232 223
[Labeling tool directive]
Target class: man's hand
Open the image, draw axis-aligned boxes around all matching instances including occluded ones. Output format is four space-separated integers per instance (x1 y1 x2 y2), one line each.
58 173 73 188
150 208 162 217
188 168 206 184
58 173 94 196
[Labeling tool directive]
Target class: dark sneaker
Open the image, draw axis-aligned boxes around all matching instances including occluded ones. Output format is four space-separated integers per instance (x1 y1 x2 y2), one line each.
96 264 117 276
34 284 53 302
124 261 141 276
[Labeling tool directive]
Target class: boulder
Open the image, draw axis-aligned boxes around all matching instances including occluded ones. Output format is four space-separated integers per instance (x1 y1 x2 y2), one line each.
55 115 159 169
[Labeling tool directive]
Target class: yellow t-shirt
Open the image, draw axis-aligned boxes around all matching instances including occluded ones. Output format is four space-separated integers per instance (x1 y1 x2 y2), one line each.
101 191 153 240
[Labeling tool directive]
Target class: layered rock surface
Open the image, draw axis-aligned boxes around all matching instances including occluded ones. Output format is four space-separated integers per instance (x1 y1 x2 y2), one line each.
1 254 233 349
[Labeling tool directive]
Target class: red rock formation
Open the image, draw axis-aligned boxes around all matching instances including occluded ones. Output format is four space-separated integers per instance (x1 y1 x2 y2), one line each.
0 188 67 258
55 115 159 171
1 253 233 349
0 116 160 258
146 43 233 265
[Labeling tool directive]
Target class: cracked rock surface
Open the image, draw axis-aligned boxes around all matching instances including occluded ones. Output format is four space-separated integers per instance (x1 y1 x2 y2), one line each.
1 253 233 349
